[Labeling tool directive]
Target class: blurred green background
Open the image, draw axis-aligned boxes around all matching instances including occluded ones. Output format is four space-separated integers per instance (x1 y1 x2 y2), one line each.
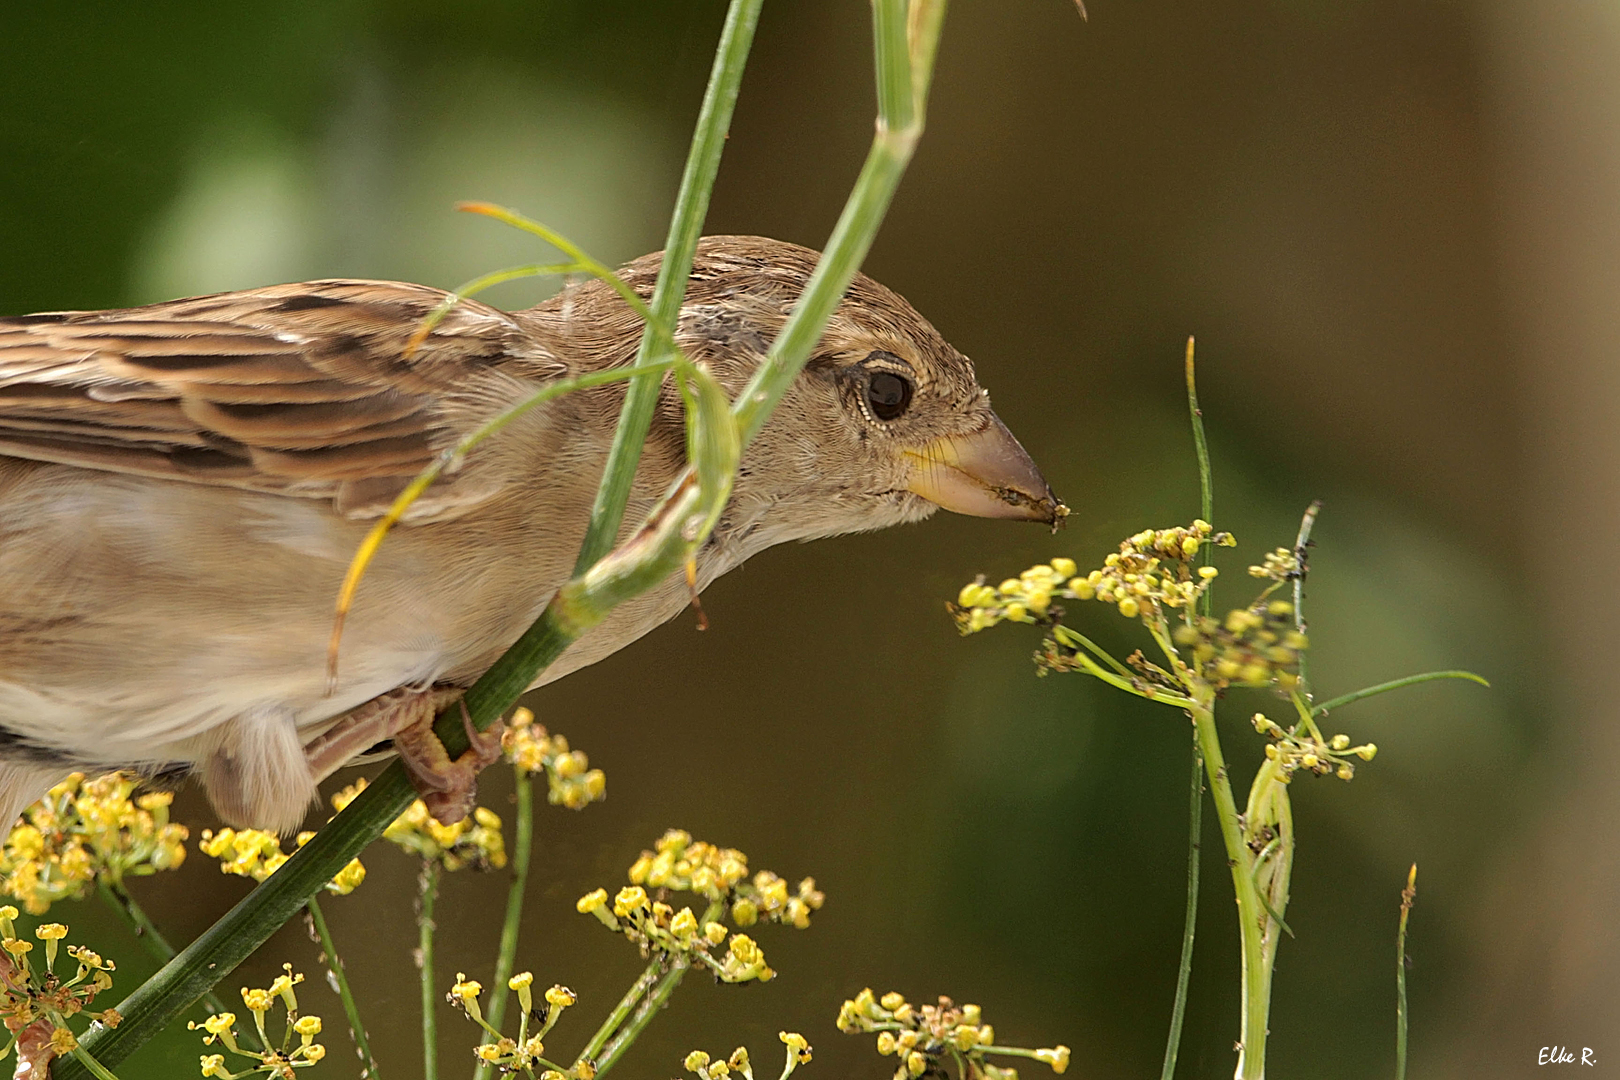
3 2 1614 1077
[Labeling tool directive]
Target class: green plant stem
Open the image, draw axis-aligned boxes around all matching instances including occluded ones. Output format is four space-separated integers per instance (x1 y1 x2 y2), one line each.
70 1046 122 1080
95 884 253 1047
1188 691 1269 1080
595 959 694 1075
1312 670 1489 717
1396 864 1417 1080
474 767 535 1080
1291 501 1321 690
306 896 379 1080
419 863 443 1080
1185 337 1214 616
575 0 763 573
578 901 723 1075
59 4 945 1073
1159 737 1202 1080
574 965 662 1070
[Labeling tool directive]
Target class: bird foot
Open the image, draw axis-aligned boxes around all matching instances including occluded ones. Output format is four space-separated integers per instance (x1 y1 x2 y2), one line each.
305 685 503 825
392 698 505 826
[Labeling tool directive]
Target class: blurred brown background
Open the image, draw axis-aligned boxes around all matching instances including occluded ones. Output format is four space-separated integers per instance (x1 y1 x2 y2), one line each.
1 1 1613 1076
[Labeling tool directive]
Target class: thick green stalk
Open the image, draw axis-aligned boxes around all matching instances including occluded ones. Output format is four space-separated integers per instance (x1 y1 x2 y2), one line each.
59 4 944 1073
306 896 380 1080
419 864 443 1080
95 884 259 1049
575 0 763 573
473 767 535 1080
1188 692 1268 1080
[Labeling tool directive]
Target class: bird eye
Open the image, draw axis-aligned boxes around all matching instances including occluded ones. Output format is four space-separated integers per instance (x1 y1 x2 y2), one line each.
865 370 913 422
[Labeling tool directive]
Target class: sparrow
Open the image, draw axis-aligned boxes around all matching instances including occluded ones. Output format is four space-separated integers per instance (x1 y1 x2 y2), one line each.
0 236 1061 834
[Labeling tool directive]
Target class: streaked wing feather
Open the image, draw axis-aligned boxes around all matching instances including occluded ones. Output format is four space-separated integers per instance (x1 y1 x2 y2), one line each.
0 280 531 520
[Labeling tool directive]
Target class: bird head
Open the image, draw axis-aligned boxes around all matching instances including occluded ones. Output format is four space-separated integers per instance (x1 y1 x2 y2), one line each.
651 237 1065 545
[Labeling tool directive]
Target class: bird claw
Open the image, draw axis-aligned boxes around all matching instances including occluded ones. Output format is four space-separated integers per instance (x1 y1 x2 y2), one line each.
393 698 505 826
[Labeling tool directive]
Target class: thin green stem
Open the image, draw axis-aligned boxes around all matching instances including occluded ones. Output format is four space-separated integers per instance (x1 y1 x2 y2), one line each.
69 1046 122 1080
419 864 443 1080
1312 670 1489 717
305 896 379 1080
1067 646 1194 707
1185 337 1214 616
581 901 723 1075
1291 501 1321 691
474 767 536 1080
1158 736 1202 1080
595 959 692 1075
575 0 764 573
1396 864 1417 1080
1051 624 1136 680
574 965 662 1071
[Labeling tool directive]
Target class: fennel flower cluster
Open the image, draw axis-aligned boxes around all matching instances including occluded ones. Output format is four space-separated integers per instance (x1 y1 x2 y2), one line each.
333 778 506 873
0 910 121 1072
575 829 823 984
449 971 583 1078
197 828 365 896
503 707 607 810
837 990 1069 1080
683 1033 813 1080
0 772 188 914
189 964 325 1078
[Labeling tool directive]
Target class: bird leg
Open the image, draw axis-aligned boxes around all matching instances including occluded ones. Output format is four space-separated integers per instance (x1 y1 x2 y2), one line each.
304 685 503 825
393 698 505 826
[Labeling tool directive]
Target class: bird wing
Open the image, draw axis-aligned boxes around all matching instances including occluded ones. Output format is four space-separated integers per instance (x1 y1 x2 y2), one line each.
0 280 550 521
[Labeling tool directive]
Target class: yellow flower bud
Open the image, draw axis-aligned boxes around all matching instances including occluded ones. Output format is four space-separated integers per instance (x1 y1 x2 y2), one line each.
685 1050 711 1072
704 921 728 945
880 991 905 1011
906 1050 927 1077
1117 597 1140 619
303 1044 326 1063
576 888 608 913
1050 558 1078 579
1036 1045 1072 1074
545 985 577 1008
613 886 648 917
877 1032 897 1055
34 924 67 941
294 1016 322 1037
1198 566 1219 579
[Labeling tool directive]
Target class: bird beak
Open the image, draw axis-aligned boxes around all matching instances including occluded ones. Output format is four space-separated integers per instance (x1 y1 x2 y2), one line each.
903 415 1067 526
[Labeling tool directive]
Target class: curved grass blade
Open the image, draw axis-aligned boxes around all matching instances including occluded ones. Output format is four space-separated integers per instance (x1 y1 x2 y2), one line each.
1311 671 1490 718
